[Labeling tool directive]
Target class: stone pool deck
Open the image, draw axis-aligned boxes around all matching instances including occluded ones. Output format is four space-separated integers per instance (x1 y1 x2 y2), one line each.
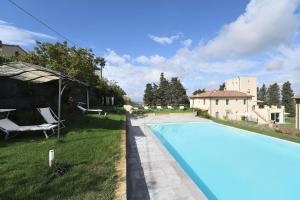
127 113 208 200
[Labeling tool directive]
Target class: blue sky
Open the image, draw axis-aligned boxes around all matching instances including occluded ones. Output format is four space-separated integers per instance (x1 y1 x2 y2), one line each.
1 0 300 101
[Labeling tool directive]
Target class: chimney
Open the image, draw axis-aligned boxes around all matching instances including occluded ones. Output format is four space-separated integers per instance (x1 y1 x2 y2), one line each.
0 40 2 48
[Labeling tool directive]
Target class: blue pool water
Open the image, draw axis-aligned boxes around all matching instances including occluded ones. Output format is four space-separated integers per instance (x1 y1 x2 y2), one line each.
149 122 300 200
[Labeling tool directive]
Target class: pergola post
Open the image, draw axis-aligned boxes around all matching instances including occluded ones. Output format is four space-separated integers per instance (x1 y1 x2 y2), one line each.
86 88 90 109
1 62 89 141
57 76 62 140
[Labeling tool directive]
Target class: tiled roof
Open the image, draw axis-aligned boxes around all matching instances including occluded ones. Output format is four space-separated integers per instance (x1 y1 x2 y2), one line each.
190 90 252 98
293 93 300 99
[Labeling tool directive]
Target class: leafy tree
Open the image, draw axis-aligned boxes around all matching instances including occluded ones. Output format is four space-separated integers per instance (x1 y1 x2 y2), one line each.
10 41 125 105
258 84 267 104
143 83 154 105
143 73 188 106
193 88 206 95
267 83 281 106
107 81 126 105
152 83 158 105
157 73 169 106
95 57 106 79
281 81 295 116
219 82 225 90
17 41 104 86
169 77 189 105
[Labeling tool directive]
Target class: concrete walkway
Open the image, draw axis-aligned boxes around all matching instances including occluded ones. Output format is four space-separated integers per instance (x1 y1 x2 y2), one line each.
127 113 208 200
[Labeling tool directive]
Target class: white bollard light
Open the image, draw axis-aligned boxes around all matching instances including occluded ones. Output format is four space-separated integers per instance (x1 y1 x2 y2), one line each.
49 149 54 167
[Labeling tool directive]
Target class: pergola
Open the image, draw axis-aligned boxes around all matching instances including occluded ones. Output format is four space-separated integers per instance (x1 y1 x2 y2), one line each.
0 61 89 139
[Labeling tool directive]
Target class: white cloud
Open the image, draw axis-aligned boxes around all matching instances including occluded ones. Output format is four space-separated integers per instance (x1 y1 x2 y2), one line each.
0 20 55 46
182 39 192 47
104 0 300 101
134 55 166 65
265 60 283 71
105 49 129 65
104 49 258 101
201 0 300 56
261 46 300 89
148 33 181 45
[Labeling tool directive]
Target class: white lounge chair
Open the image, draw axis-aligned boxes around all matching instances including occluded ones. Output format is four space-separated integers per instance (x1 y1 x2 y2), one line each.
37 107 65 128
144 106 149 110
0 118 57 140
77 105 106 116
156 106 162 110
167 106 174 109
179 106 185 110
133 107 139 110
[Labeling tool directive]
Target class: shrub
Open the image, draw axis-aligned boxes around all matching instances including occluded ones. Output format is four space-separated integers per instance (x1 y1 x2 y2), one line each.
132 109 152 115
195 109 211 119
241 116 247 121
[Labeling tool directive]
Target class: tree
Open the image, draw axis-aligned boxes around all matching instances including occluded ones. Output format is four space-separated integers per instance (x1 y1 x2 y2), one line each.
143 83 154 105
258 84 267 104
281 81 295 116
170 77 189 105
17 41 104 86
14 41 125 105
267 83 280 106
157 73 169 106
219 82 225 90
168 77 189 105
95 57 106 79
152 83 158 105
143 73 188 106
193 88 206 95
168 78 177 105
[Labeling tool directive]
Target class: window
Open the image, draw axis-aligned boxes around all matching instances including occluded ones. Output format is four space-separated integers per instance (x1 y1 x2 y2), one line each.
204 98 206 105
244 99 246 105
226 99 229 105
216 99 219 105
271 113 280 123
215 112 219 118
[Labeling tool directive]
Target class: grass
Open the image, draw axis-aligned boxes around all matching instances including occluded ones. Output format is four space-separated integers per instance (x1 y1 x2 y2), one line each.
0 112 125 200
280 117 296 128
211 117 300 144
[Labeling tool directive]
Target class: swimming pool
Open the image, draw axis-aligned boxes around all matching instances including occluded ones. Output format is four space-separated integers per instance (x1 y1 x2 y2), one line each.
149 122 300 200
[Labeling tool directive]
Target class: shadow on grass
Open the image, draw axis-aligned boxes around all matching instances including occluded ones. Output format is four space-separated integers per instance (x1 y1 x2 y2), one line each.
0 112 124 199
0 112 123 144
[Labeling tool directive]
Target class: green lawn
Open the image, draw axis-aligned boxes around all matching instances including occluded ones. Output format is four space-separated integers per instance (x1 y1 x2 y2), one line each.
211 118 300 144
280 117 296 128
0 112 125 200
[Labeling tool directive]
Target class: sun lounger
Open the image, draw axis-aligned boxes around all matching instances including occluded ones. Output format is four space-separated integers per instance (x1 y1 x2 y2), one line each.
0 118 57 140
167 106 174 109
144 106 149 110
77 105 106 116
37 107 65 128
156 106 162 109
179 106 185 110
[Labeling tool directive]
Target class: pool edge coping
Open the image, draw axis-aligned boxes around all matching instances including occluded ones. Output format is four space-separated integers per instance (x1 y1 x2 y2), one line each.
143 123 208 200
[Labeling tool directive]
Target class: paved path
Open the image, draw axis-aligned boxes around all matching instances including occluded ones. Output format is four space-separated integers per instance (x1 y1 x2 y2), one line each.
127 113 208 200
